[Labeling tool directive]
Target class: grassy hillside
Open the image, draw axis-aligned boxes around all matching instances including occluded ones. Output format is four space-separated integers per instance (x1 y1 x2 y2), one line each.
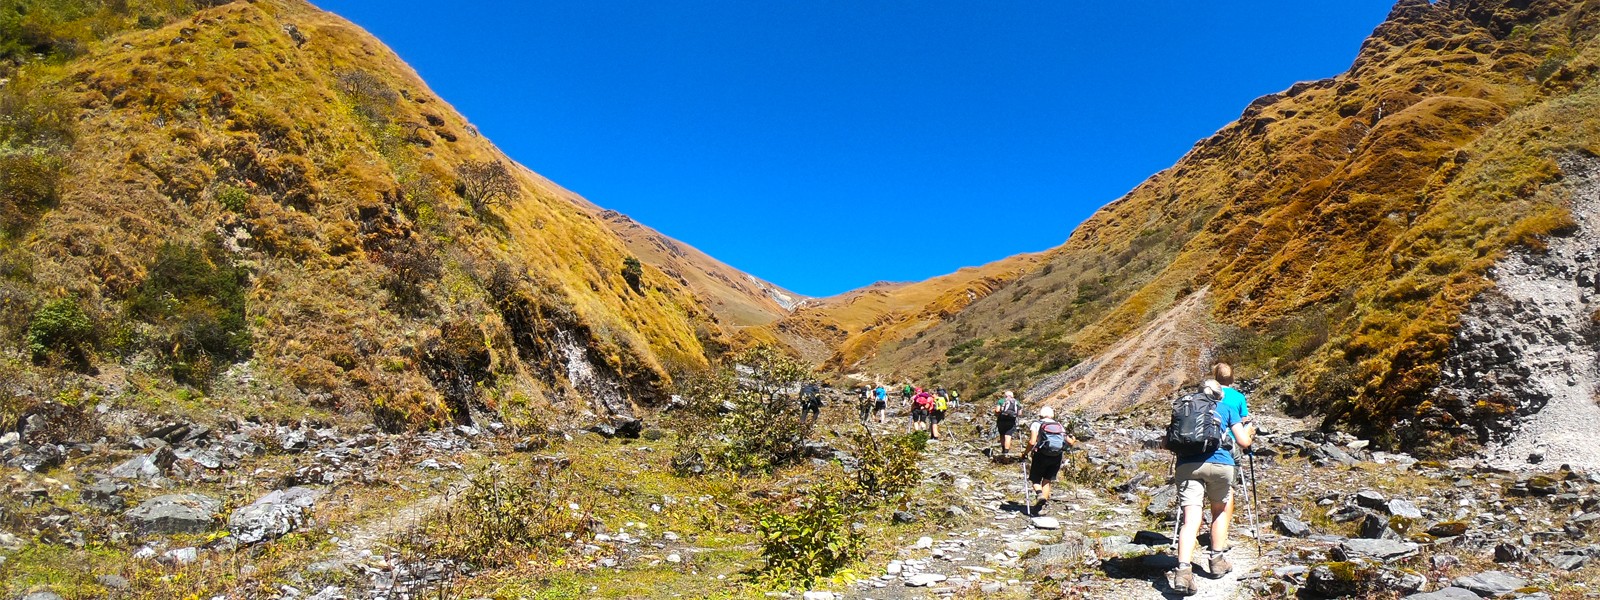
0 0 758 431
813 0 1600 455
764 251 1050 369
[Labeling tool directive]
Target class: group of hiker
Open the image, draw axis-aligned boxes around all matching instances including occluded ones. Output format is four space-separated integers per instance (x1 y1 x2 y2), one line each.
808 363 1258 596
987 362 1256 597
850 382 960 439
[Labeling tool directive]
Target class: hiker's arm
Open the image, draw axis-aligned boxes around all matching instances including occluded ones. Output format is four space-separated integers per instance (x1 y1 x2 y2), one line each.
1231 418 1255 450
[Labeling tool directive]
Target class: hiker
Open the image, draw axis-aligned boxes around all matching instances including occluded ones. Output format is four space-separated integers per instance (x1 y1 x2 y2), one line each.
910 387 934 433
1022 406 1076 512
948 389 961 409
901 382 915 406
929 389 949 440
1166 379 1255 596
857 385 875 423
800 381 823 424
994 390 1022 459
1212 362 1252 565
873 384 889 424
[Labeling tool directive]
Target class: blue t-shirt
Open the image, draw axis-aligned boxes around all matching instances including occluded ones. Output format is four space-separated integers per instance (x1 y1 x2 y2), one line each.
1221 386 1249 417
1180 398 1244 466
874 387 887 400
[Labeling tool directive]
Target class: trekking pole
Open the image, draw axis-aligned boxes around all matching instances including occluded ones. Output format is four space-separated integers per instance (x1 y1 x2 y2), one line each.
1169 459 1181 553
1021 458 1033 517
1247 450 1263 555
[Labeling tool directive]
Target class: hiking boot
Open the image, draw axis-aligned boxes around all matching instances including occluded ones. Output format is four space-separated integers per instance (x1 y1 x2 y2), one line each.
1208 550 1233 577
1170 566 1197 595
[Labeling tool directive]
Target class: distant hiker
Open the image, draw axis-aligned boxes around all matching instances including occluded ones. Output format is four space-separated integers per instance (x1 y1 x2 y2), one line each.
800 381 823 424
911 387 935 433
929 389 949 440
994 390 1023 459
1165 379 1255 596
948 389 961 409
857 385 875 423
873 384 889 424
901 382 915 405
1022 406 1077 512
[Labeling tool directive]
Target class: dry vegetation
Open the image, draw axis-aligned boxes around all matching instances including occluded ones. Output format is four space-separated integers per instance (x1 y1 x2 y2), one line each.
797 0 1600 456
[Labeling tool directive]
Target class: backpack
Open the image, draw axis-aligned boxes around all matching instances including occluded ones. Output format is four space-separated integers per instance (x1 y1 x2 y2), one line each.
999 398 1021 418
914 394 934 410
934 395 948 412
903 385 914 396
1165 392 1229 456
1035 420 1068 456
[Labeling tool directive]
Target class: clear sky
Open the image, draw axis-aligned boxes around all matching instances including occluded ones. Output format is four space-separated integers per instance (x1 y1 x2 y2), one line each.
313 1 1399 298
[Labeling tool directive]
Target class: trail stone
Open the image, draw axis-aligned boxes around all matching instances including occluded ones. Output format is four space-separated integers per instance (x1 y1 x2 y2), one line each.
229 486 321 544
1029 516 1060 529
1334 538 1418 561
1429 521 1469 537
1551 553 1588 571
1027 532 1093 575
125 493 221 534
802 592 834 600
905 573 947 587
1355 490 1387 508
1453 571 1525 597
1275 513 1313 537
915 536 933 549
886 561 903 575
95 575 130 590
893 511 917 524
1492 542 1527 563
1404 587 1483 600
1387 499 1423 519
81 479 129 512
21 592 64 600
1146 486 1176 517
1133 530 1172 545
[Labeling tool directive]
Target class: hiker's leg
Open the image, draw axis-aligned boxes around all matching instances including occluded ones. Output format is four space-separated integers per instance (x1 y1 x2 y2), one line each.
1040 480 1052 501
1212 497 1234 551
1177 503 1203 565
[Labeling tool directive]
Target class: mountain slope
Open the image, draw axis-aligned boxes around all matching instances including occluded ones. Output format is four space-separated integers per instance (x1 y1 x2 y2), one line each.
818 0 1600 455
0 0 774 430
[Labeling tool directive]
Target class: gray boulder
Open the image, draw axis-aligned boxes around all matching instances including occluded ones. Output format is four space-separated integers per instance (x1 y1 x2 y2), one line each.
229 486 322 544
1452 571 1526 597
1334 538 1419 561
1275 513 1313 537
80 479 129 512
1386 499 1423 519
1403 587 1484 600
125 493 221 534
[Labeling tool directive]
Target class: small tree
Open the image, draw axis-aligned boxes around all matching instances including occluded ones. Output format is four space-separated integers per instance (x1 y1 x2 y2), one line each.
454 159 518 213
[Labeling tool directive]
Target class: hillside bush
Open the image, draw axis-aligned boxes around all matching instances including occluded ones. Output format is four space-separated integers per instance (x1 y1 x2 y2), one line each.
125 241 250 385
26 297 93 364
757 479 865 586
402 461 588 570
0 75 73 236
454 159 517 214
670 345 813 475
844 429 924 504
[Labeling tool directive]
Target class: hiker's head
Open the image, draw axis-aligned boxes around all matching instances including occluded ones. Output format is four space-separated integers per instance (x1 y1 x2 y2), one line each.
1202 379 1223 399
1213 363 1235 386
1003 390 1014 399
1039 406 1055 419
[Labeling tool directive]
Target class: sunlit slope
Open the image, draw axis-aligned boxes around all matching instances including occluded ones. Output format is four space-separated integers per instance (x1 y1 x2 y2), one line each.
829 0 1600 454
1 0 763 427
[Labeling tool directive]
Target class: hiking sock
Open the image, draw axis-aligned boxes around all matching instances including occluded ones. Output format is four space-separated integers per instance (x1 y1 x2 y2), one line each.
1177 561 1191 571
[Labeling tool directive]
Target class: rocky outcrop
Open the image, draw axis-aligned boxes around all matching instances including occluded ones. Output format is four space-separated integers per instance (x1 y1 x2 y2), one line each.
1433 156 1600 470
125 493 222 534
229 486 321 544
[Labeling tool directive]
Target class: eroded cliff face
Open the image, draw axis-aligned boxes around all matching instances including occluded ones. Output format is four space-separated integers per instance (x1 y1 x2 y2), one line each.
1433 156 1600 468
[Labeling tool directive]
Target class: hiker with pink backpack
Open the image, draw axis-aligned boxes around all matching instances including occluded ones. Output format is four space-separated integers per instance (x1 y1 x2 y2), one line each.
1021 405 1077 514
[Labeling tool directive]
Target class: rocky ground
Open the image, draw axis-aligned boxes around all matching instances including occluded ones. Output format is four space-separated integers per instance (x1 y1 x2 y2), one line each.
4 387 1600 599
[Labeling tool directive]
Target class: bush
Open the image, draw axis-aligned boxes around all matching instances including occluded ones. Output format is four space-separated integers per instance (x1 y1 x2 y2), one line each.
845 430 924 505
757 479 866 585
27 297 93 364
402 461 589 570
0 75 73 236
213 183 249 213
671 345 813 475
125 241 250 384
454 159 517 213
621 256 643 293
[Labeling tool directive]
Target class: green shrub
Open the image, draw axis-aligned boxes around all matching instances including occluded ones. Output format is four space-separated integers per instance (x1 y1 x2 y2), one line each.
845 430 924 505
670 345 813 475
0 75 73 236
213 183 249 213
621 256 643 293
757 479 865 585
402 462 589 569
125 241 251 384
26 297 93 364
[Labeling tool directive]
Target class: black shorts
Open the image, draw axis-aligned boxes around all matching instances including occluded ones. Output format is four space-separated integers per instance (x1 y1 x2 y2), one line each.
930 410 946 423
1029 453 1063 484
910 408 926 422
996 415 1017 436
874 399 887 410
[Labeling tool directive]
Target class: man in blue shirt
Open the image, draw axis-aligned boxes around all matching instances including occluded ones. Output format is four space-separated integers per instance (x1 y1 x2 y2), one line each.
1211 363 1250 575
1171 379 1255 596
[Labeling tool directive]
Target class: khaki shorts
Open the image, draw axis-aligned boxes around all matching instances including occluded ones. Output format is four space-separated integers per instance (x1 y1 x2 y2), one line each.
1175 461 1235 508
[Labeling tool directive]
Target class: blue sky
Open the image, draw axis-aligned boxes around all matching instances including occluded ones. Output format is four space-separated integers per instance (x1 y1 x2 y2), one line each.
314 1 1399 297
